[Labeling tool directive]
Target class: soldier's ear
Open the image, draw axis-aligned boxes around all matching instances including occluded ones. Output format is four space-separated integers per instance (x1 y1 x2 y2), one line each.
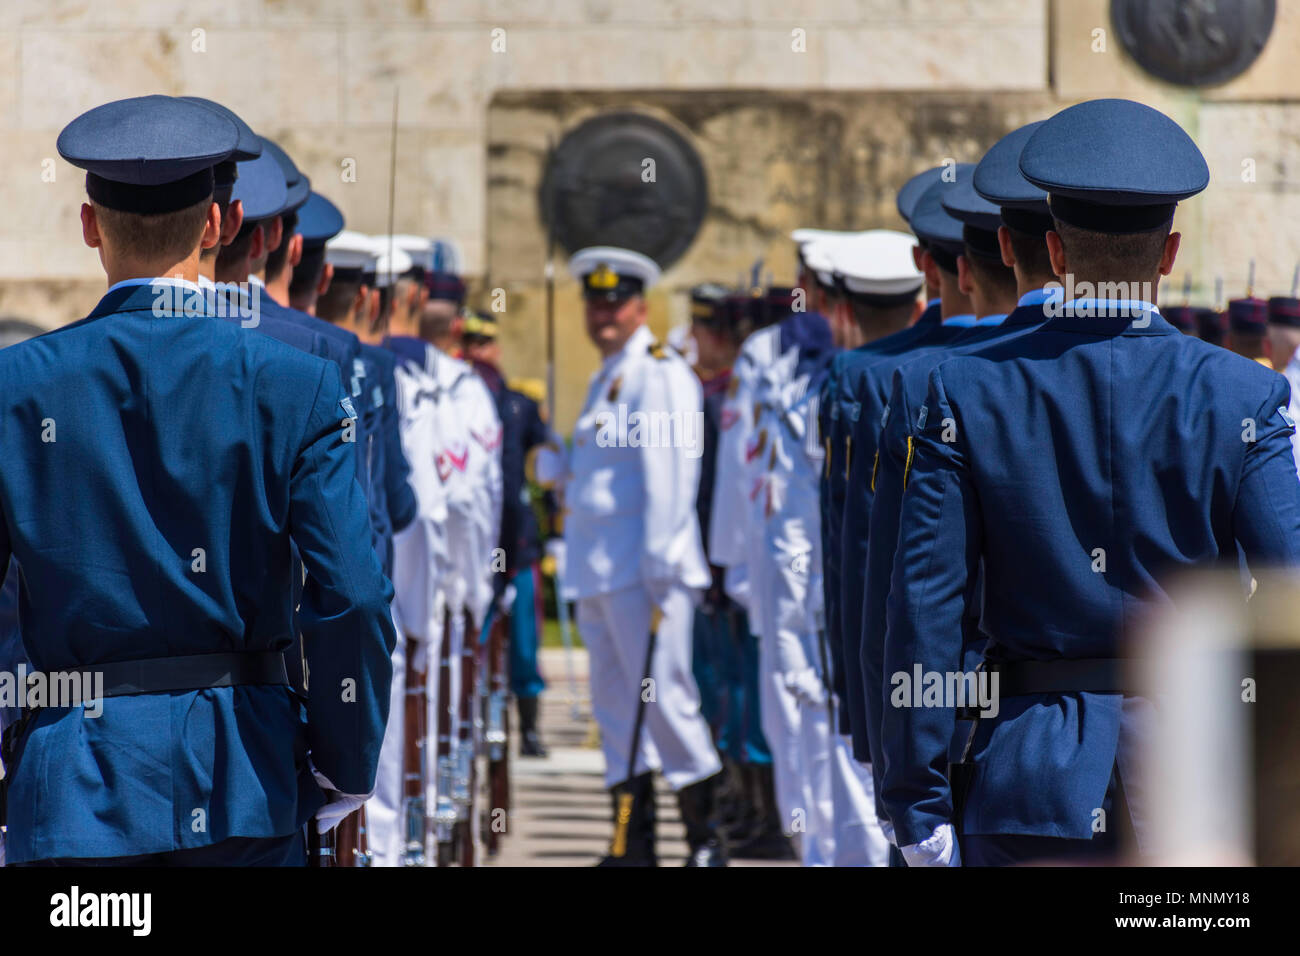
287 232 304 269
1045 230 1067 279
250 223 266 262
199 201 222 252
317 263 334 299
997 225 1017 270
222 199 245 246
1158 231 1181 277
80 202 102 250
956 255 975 296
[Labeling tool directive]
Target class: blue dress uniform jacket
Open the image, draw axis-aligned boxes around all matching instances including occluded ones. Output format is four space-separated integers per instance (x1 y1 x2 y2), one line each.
364 345 417 574
0 281 396 863
838 307 960 760
820 300 941 741
860 300 1049 821
881 305 1300 847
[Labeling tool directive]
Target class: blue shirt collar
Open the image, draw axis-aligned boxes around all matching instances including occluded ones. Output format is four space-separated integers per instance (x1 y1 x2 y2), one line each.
942 313 976 328
106 275 203 296
1018 287 1055 308
974 313 1007 327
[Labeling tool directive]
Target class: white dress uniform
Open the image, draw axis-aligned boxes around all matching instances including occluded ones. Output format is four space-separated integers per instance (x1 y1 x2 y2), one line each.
564 322 721 790
709 320 813 828
371 356 450 865
750 358 889 867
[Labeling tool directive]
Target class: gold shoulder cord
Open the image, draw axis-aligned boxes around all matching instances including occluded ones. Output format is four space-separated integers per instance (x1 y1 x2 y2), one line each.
902 436 915 489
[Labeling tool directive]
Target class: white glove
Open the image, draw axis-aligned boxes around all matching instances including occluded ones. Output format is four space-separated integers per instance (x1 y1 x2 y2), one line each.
784 668 826 707
533 443 567 489
645 578 674 616
900 823 961 867
879 819 897 847
500 582 517 614
312 769 373 835
545 538 566 583
409 633 429 674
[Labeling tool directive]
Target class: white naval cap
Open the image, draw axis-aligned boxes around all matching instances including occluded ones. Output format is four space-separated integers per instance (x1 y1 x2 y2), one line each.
801 236 846 287
832 229 924 297
373 246 414 288
383 234 436 272
790 227 853 248
569 246 661 298
325 229 378 271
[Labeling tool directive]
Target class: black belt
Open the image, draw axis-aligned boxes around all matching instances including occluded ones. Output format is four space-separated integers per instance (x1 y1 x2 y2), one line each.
990 658 1136 698
71 651 290 699
954 658 1137 719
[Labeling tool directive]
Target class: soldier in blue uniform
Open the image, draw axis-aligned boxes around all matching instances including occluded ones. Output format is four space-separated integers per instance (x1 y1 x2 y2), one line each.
0 96 394 866
881 98 1300 866
859 123 1060 857
460 310 553 756
816 172 948 768
838 170 978 773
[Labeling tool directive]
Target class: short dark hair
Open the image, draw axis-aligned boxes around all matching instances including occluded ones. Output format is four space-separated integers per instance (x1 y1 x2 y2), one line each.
1005 226 1056 283
215 218 262 274
847 297 915 336
92 197 211 264
264 211 298 283
1052 219 1171 281
964 247 1018 300
289 244 326 300
317 275 362 325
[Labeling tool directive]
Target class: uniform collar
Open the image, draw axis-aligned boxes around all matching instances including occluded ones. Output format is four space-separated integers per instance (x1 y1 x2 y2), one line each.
973 313 1007 327
602 324 655 372
1017 286 1054 307
105 275 203 296
1040 299 1175 336
942 313 976 328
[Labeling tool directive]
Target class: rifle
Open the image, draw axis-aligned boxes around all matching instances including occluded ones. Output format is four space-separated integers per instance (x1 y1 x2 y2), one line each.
484 609 510 854
454 606 479 867
401 634 429 866
433 604 457 865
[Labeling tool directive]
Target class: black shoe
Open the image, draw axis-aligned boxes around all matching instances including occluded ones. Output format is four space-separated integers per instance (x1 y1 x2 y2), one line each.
597 772 656 866
516 697 548 758
729 765 796 861
677 774 729 867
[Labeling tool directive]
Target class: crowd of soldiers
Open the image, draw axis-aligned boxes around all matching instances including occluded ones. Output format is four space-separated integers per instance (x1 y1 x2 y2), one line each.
0 94 558 867
0 90 1297 869
543 97 1300 868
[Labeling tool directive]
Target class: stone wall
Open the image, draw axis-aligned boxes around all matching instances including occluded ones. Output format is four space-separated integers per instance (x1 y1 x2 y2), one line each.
1 0 1298 428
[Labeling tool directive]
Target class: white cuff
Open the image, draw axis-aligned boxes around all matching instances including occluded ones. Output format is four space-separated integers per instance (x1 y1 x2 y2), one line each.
900 823 961 867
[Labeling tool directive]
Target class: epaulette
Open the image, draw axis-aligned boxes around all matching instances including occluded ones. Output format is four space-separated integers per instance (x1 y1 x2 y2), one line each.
648 340 669 361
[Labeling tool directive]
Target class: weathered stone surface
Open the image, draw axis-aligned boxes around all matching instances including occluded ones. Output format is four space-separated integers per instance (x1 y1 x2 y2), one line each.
486 89 1058 430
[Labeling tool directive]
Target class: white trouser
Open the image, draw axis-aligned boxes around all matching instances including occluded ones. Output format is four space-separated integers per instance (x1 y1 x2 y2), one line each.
577 583 721 791
830 736 891 866
367 605 407 866
756 626 804 834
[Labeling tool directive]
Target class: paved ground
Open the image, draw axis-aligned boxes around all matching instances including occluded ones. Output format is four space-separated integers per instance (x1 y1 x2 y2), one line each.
483 648 793 867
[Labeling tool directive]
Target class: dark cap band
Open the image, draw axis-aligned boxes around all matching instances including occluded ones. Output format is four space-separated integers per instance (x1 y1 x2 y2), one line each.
1000 206 1055 237
1048 194 1176 235
1268 296 1300 328
962 224 1003 261
87 168 215 215
846 288 922 309
927 241 961 275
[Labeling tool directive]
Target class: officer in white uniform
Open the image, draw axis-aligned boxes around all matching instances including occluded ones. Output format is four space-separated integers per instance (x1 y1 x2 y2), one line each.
561 246 725 866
